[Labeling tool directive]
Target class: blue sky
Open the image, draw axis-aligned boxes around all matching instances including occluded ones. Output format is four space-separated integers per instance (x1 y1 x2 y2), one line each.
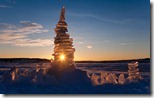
0 0 150 60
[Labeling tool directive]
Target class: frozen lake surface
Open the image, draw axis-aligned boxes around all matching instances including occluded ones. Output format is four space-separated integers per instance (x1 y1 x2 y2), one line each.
0 62 150 94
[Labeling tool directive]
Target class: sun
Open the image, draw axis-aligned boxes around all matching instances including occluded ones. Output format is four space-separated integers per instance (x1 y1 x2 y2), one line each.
60 54 65 61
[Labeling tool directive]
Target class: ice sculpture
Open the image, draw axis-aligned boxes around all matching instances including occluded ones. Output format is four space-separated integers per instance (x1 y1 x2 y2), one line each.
127 61 142 82
100 76 106 85
86 61 144 86
91 73 100 86
118 74 125 84
36 64 40 72
88 72 120 86
52 6 75 71
100 72 108 78
107 73 118 84
3 66 19 81
112 73 118 80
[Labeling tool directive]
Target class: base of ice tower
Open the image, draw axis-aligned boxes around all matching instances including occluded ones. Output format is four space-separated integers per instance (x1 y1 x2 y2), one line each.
47 63 91 86
47 62 76 79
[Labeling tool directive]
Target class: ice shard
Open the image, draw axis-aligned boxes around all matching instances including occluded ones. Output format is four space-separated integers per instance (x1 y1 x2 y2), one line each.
3 66 19 81
91 73 100 86
107 73 118 84
118 74 125 84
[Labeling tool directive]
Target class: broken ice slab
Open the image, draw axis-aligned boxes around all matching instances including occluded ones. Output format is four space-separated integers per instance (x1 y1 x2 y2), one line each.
118 74 125 84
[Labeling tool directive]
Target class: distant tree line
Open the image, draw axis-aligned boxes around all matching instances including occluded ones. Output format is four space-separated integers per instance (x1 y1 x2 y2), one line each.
75 58 150 63
0 58 150 63
0 58 50 63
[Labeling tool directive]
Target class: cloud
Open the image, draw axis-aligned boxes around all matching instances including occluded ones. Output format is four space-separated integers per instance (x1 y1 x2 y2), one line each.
12 39 53 47
0 23 16 29
68 12 135 24
87 45 92 49
20 21 43 29
0 21 52 47
0 0 16 8
0 37 53 47
0 21 49 35
0 33 26 40
78 42 84 44
0 4 12 8
119 43 134 46
89 40 109 44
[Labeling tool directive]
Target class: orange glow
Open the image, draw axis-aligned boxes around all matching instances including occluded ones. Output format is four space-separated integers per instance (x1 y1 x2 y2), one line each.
60 54 65 61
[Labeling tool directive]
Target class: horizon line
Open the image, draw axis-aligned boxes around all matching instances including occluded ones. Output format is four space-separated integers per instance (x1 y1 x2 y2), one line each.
0 57 150 61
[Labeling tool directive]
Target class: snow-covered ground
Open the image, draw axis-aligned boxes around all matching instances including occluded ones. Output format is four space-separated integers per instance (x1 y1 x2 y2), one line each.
0 62 150 94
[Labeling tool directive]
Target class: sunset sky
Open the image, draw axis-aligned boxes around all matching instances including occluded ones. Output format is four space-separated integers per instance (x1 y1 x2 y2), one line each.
0 0 150 61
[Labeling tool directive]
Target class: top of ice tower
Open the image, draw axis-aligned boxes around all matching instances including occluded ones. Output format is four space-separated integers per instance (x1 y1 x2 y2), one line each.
59 6 65 22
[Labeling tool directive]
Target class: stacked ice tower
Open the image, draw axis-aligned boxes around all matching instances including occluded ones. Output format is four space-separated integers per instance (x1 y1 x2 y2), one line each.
52 6 75 70
127 61 142 82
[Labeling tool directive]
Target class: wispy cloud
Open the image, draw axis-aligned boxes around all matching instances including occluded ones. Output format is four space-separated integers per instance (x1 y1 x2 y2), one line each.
68 12 135 24
12 39 53 47
0 21 53 47
0 0 16 8
78 42 84 44
0 33 26 40
119 43 134 46
0 21 49 34
92 40 109 44
87 45 92 49
0 23 15 29
77 40 109 49
0 38 53 47
0 4 12 8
